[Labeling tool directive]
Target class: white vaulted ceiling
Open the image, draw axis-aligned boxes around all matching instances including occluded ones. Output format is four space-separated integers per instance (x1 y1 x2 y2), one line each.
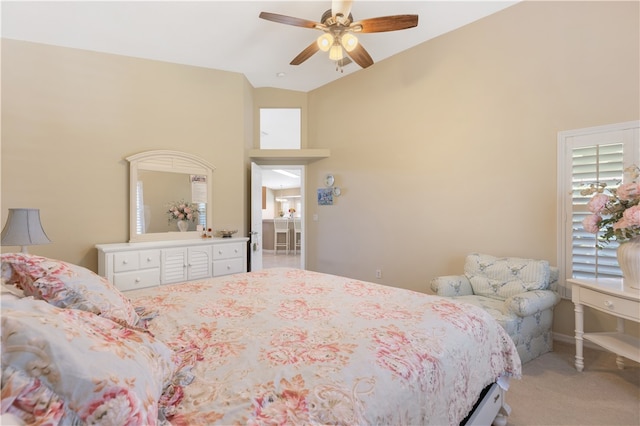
1 1 517 92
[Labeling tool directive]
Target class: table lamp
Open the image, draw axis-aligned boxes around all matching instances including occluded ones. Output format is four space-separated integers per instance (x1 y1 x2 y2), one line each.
1 208 52 253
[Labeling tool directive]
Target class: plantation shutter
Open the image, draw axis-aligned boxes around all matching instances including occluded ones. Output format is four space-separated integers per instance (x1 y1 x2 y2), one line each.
198 203 207 229
558 121 639 298
570 144 624 279
136 181 145 234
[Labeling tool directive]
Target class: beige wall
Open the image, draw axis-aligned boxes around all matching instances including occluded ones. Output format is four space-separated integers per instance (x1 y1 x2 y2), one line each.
1 40 250 269
2 1 639 338
303 1 639 337
252 88 308 149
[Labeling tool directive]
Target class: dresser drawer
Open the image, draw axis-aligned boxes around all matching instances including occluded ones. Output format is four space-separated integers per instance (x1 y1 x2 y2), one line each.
213 242 244 261
113 269 160 292
580 288 640 321
113 250 160 273
213 258 244 277
113 252 139 272
138 250 161 269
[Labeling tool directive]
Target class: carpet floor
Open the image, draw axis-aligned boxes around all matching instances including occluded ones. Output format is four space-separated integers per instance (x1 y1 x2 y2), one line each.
505 341 639 425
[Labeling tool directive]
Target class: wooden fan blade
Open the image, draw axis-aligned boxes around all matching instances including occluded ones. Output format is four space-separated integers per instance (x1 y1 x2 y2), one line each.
352 15 418 33
290 41 320 65
331 0 353 18
346 43 374 68
259 12 321 29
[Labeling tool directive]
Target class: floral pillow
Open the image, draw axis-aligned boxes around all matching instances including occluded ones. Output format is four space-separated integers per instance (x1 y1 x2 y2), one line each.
1 253 140 328
1 297 181 425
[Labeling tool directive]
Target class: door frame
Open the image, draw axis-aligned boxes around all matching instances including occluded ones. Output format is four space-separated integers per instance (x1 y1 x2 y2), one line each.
251 163 306 270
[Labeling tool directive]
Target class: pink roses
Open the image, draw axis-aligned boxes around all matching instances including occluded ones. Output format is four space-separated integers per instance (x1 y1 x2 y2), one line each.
167 201 199 223
581 165 640 244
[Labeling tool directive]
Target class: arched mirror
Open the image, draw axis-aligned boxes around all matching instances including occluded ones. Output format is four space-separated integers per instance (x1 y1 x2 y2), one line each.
128 150 214 242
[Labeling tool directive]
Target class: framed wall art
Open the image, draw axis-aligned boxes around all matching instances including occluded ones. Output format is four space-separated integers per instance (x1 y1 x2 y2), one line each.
317 188 333 205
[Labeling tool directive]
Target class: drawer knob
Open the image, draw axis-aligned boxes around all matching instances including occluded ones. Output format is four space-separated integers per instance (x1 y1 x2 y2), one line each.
604 300 614 309
146 257 152 262
135 278 141 283
218 250 223 254
123 260 128 264
227 265 231 270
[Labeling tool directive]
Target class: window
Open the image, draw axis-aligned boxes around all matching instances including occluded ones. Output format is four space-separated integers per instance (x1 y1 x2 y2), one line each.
260 108 301 149
557 121 639 297
198 203 207 229
136 181 145 234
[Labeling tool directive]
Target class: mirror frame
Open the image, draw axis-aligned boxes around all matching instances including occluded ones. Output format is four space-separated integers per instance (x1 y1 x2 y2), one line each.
127 150 215 242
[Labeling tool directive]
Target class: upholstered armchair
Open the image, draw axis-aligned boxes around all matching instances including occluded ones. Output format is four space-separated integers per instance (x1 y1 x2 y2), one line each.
430 253 560 364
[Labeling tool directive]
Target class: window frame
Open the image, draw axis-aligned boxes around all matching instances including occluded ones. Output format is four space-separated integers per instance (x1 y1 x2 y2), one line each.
557 121 639 298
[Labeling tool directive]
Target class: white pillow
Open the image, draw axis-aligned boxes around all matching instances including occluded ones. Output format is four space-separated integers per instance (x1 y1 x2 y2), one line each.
1 281 24 299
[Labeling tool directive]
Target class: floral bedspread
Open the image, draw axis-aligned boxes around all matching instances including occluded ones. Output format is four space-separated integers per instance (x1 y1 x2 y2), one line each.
127 268 521 425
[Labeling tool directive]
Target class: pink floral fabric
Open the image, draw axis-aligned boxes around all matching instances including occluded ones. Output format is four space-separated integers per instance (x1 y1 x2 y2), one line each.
1 296 180 425
128 268 521 425
1 253 140 327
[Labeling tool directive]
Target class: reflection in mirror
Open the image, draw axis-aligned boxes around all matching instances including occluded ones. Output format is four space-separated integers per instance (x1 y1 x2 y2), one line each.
127 150 215 242
137 170 207 234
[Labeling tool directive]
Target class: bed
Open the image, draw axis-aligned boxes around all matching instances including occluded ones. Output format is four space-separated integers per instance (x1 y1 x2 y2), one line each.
1 253 521 425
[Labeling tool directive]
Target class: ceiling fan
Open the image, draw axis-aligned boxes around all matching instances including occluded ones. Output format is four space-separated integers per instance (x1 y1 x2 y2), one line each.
259 0 418 70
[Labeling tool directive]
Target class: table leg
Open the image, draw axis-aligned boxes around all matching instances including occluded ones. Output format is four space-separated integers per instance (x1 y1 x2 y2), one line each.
615 317 626 369
574 302 584 372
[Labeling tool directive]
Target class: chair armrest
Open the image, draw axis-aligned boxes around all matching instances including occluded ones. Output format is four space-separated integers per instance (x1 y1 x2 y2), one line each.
430 275 474 297
548 266 559 292
505 290 560 317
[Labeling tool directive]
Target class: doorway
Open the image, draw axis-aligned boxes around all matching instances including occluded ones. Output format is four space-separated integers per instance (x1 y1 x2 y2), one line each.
251 164 305 271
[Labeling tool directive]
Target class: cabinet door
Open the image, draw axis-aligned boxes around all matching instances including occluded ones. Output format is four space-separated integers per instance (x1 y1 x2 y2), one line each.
187 246 212 280
162 248 187 284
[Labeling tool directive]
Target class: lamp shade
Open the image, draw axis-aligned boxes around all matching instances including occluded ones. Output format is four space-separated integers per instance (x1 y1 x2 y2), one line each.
1 208 51 252
341 33 358 52
317 33 333 52
329 44 343 61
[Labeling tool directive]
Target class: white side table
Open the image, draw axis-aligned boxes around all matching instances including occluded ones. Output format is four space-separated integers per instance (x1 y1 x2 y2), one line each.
569 278 640 372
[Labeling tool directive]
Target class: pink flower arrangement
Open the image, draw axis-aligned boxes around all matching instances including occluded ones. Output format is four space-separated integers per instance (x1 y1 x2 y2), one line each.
167 200 199 223
581 165 640 246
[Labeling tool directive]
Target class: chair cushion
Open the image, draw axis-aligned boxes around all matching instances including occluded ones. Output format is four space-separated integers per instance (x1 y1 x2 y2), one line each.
465 253 550 300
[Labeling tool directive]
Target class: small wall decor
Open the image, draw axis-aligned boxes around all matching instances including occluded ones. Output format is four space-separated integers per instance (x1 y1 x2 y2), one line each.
317 188 333 205
324 174 335 187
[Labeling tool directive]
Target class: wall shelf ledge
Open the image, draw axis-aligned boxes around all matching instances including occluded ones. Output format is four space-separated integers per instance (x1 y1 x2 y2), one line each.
249 149 330 164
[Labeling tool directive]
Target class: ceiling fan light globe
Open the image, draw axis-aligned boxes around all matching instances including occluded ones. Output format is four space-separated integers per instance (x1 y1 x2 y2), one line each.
329 45 343 61
317 33 333 52
341 33 358 52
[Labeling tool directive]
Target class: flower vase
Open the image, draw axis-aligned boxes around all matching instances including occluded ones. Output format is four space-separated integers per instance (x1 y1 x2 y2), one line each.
617 236 640 290
177 220 189 232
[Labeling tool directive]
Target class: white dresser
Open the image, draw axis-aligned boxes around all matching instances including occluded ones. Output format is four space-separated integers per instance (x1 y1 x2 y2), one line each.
96 237 248 292
569 278 640 372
